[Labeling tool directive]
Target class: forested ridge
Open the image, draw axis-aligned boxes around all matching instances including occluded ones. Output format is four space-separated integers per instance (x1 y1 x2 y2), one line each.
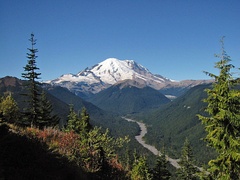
133 83 217 165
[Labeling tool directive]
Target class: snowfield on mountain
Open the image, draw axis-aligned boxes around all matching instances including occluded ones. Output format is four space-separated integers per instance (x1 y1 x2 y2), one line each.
47 58 212 98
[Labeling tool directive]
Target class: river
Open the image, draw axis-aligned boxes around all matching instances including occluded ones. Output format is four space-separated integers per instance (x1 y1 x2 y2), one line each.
123 117 180 169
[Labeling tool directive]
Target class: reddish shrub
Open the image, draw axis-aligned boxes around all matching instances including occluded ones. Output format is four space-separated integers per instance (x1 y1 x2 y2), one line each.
57 131 80 156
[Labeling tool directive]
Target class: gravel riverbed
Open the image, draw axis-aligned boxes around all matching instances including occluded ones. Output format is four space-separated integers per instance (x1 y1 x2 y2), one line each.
123 117 180 169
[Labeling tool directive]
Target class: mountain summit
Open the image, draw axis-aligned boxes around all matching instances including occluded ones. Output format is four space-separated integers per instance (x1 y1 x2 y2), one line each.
48 58 173 97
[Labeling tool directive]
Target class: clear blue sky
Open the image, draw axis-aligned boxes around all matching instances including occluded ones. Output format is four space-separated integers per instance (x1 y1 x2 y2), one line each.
1 0 240 81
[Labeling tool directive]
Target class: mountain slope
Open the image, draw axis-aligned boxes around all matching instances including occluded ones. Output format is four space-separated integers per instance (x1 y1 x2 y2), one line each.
0 76 70 126
0 76 156 167
159 79 213 97
133 83 217 165
88 79 171 115
0 123 90 179
47 58 173 97
0 76 140 139
44 85 139 138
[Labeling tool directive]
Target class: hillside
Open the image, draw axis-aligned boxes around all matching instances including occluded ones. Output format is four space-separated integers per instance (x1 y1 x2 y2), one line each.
0 76 70 126
0 76 155 163
0 123 92 179
0 76 161 179
43 84 140 138
132 83 217 165
88 80 171 115
1 76 145 141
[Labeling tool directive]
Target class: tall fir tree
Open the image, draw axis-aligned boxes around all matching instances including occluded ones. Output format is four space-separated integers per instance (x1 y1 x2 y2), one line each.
65 104 79 132
38 90 59 128
79 107 92 133
198 38 240 179
176 138 198 180
152 150 171 180
21 33 42 126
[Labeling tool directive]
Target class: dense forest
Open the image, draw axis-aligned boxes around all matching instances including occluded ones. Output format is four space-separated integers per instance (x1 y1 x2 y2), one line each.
0 35 239 179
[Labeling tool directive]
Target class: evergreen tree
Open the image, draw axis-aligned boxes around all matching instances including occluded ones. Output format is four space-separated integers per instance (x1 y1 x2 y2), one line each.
124 146 132 171
21 33 41 126
79 107 92 133
152 151 171 180
38 90 59 128
0 93 19 123
131 153 152 180
65 105 91 134
176 138 198 180
65 104 78 132
198 38 240 179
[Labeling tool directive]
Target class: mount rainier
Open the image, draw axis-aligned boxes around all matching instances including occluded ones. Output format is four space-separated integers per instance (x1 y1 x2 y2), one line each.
47 58 211 98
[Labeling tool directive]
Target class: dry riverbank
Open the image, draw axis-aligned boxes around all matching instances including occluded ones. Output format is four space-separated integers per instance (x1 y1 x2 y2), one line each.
123 117 180 169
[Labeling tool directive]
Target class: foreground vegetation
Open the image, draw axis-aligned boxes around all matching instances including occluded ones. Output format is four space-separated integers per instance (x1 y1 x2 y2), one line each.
1 119 177 179
198 38 240 179
0 122 92 179
0 121 129 179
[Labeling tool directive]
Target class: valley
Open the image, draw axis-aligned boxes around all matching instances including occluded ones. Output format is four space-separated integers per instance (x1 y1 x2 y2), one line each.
123 117 180 169
132 83 217 165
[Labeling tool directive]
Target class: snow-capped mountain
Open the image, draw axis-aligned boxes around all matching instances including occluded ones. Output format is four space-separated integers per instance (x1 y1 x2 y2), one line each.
48 58 173 97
